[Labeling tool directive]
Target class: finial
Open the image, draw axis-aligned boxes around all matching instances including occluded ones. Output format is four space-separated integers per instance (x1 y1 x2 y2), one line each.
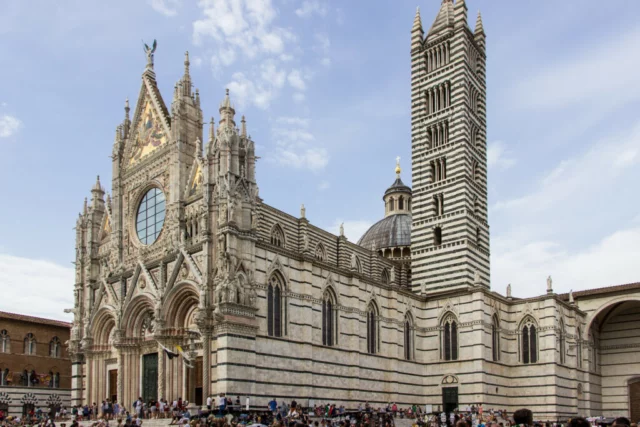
569 289 575 304
125 98 130 114
226 88 229 96
184 51 190 72
395 156 401 176
83 198 88 215
506 283 512 299
241 115 247 137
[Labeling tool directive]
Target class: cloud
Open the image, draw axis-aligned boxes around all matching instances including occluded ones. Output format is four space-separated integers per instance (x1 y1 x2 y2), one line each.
295 0 327 18
509 26 640 110
491 121 640 217
226 72 275 110
0 115 21 138
147 0 181 17
270 116 329 171
287 69 307 91
193 0 295 66
318 180 330 191
0 254 74 321
325 220 373 242
314 33 331 67
492 226 640 298
487 141 516 170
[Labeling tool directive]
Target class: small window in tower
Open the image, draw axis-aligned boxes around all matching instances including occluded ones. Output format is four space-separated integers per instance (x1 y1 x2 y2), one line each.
389 198 395 211
434 227 442 246
407 199 411 211
399 196 404 210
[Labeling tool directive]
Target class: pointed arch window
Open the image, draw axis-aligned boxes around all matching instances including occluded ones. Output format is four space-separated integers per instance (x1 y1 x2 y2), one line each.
322 289 338 347
559 319 566 365
404 314 414 361
491 315 500 361
576 326 583 368
354 256 362 274
49 337 61 358
442 313 458 361
0 330 9 353
381 268 390 285
24 333 36 355
521 317 538 364
267 273 285 337
367 302 379 354
315 243 326 262
270 224 285 248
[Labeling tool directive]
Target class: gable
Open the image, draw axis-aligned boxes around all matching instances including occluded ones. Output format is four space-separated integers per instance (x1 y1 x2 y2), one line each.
186 161 203 198
129 98 168 165
101 213 112 241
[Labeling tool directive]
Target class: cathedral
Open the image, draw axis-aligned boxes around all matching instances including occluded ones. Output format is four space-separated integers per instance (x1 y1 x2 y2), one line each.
69 0 640 421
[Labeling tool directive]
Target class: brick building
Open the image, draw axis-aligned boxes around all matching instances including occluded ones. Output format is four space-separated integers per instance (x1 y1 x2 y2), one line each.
0 311 71 416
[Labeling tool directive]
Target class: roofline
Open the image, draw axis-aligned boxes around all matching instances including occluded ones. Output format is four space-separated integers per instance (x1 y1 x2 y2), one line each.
557 282 640 301
0 311 72 329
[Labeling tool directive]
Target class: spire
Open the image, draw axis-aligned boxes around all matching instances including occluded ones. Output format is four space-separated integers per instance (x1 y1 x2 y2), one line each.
219 89 236 129
475 11 484 34
454 0 468 29
412 7 423 33
83 198 88 216
180 51 192 97
395 156 402 177
427 0 455 40
241 115 247 137
92 175 103 193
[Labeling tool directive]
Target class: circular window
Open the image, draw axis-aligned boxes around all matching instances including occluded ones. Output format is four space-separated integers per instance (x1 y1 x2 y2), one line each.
136 188 166 245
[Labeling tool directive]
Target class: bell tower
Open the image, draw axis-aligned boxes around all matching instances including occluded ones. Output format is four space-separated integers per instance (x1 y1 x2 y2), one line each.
410 0 490 293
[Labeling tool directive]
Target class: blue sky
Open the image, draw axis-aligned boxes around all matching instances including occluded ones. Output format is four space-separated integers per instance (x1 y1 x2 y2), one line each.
2 0 640 320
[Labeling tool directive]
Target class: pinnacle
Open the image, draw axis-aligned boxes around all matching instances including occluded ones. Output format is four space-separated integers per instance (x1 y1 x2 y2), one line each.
475 10 484 34
412 6 422 32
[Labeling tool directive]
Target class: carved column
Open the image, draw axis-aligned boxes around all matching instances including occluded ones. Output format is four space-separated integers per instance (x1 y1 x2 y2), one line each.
157 343 165 399
201 332 211 407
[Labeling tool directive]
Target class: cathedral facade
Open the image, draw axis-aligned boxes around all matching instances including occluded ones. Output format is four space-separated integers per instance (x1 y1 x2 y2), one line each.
69 0 640 421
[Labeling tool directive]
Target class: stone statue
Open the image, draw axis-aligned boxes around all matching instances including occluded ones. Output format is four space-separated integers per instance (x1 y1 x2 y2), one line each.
302 230 309 252
228 199 236 223
350 253 357 270
339 222 345 237
143 39 157 69
547 275 553 293
300 204 306 219
248 286 257 307
250 209 258 230
221 280 230 303
390 268 396 284
219 203 227 225
229 281 237 304
199 286 207 308
474 269 480 284
507 284 512 298
569 289 575 304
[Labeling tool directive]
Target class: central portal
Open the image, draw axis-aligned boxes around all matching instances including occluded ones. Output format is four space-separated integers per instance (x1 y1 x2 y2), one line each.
142 353 158 402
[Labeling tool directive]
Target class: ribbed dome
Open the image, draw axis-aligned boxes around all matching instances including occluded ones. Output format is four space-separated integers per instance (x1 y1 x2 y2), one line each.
384 177 411 196
357 214 411 251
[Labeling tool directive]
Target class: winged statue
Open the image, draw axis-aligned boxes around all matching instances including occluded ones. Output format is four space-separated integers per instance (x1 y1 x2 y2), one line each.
143 39 157 68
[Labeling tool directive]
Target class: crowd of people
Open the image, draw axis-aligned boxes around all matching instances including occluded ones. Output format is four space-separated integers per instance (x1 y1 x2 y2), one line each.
0 400 637 427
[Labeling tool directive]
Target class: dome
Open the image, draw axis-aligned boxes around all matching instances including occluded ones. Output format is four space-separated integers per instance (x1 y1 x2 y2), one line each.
357 213 411 251
384 177 411 196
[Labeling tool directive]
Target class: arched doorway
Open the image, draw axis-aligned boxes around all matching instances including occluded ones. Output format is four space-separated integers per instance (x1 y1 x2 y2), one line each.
586 300 640 417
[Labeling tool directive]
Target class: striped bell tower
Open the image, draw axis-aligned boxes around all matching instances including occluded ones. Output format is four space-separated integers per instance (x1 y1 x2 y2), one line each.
410 0 490 293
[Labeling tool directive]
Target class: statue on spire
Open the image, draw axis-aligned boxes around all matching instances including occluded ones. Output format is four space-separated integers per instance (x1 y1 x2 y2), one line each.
143 39 157 70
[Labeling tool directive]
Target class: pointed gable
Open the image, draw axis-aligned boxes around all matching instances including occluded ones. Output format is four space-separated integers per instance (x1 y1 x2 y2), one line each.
125 72 172 167
101 213 112 241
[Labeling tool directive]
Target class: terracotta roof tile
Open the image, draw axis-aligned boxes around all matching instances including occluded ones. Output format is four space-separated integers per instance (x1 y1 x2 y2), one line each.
0 311 72 329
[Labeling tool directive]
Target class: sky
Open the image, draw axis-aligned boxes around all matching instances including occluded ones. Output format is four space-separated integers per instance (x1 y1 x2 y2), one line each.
1 0 640 321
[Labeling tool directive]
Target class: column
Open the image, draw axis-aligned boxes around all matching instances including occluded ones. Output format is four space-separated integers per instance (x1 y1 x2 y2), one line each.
117 350 124 405
157 344 165 399
202 333 211 408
